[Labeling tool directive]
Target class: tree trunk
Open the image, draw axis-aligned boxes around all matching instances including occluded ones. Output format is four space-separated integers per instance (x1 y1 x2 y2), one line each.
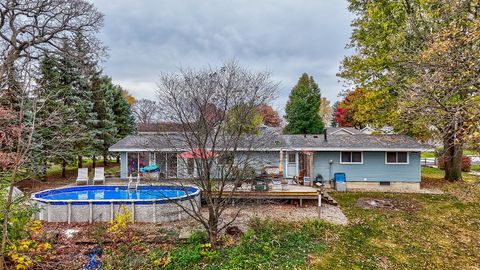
92 155 96 169
40 159 47 182
443 136 463 181
103 153 108 167
61 159 67 178
208 211 219 245
78 155 83 168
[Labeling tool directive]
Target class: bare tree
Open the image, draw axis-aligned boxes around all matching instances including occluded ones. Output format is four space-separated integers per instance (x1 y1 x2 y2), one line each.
0 0 104 267
132 98 159 124
156 61 277 244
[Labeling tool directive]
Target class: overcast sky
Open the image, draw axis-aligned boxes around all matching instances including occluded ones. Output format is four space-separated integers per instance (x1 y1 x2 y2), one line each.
91 0 354 114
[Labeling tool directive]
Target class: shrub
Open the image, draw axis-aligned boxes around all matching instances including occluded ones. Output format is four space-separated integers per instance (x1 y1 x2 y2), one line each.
437 156 471 172
107 205 132 241
7 220 52 270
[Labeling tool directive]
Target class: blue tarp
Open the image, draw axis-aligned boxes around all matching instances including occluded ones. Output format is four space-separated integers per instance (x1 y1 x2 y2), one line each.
140 165 160 173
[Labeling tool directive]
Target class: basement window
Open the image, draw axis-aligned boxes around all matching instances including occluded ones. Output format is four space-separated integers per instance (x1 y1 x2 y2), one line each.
385 152 409 164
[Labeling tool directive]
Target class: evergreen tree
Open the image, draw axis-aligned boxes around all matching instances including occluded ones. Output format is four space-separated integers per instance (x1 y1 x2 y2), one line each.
32 55 79 180
111 84 135 164
284 73 324 134
90 75 118 167
331 101 339 127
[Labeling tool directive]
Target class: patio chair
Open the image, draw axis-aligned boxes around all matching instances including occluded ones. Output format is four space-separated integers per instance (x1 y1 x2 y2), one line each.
76 168 89 185
92 167 105 185
293 169 306 185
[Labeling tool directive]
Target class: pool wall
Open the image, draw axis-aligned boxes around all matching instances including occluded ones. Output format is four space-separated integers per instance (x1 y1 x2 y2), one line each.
32 186 201 223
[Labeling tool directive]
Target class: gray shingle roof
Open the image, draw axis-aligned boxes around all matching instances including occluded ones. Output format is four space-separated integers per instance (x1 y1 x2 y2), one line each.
326 127 364 135
110 132 431 152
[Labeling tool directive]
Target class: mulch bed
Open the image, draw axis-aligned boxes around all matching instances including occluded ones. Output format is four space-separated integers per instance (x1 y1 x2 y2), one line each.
356 198 422 212
38 222 174 269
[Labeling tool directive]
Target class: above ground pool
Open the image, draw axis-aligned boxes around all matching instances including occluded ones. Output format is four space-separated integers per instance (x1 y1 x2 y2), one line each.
31 185 200 223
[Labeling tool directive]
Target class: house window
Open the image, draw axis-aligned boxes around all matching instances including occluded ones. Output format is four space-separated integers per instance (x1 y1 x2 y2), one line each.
218 153 234 166
288 153 296 163
385 152 409 164
187 159 195 175
340 151 363 164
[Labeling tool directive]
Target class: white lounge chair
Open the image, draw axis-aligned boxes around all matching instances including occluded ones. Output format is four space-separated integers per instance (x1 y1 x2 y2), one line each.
76 168 89 185
93 167 105 185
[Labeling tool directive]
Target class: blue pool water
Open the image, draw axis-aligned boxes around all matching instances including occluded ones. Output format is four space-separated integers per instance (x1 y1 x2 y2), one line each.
32 185 199 203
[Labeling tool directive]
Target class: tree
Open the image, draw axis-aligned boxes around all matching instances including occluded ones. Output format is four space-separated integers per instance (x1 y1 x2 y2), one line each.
227 103 264 134
256 103 282 127
319 97 332 127
121 90 135 106
330 101 339 127
112 85 135 139
339 0 480 181
31 55 81 180
0 0 104 266
335 88 372 128
90 75 117 167
132 99 159 124
284 73 324 134
156 61 277 245
111 84 135 164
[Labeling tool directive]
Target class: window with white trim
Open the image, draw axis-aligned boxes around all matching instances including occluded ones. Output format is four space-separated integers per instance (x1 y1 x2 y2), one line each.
287 153 296 163
187 158 195 174
385 152 409 164
340 151 363 164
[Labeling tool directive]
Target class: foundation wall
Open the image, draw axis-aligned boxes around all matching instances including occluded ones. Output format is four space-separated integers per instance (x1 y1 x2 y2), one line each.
346 181 420 192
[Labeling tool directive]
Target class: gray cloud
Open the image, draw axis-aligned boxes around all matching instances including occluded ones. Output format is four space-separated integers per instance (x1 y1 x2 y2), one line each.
91 0 353 114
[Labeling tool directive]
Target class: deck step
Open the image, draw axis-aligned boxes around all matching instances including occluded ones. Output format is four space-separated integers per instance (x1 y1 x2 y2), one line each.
320 192 338 206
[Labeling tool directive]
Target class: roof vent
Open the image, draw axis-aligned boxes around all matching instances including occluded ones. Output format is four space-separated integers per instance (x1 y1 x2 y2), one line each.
324 129 327 141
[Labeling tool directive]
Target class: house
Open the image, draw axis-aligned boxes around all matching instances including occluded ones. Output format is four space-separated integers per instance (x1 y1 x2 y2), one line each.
109 127 431 191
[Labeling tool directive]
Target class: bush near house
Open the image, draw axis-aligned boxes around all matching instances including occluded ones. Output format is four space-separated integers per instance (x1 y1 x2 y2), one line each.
437 155 471 172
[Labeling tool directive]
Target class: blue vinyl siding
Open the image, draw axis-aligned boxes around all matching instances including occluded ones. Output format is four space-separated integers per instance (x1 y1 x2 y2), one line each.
313 151 421 182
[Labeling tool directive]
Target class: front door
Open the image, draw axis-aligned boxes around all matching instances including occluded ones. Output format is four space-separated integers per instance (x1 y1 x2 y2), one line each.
286 152 298 178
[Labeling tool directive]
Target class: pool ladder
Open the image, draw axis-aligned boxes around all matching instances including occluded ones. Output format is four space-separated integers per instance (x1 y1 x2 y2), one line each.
127 175 140 191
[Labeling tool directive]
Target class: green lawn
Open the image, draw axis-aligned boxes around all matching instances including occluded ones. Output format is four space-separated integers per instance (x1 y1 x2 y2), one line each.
45 158 120 179
421 148 479 158
472 164 480 172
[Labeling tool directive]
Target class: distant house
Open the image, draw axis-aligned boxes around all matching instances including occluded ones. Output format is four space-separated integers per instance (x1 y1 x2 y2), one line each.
110 127 431 191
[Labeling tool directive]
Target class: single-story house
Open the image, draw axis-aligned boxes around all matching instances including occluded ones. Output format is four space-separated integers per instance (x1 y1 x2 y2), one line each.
109 126 431 191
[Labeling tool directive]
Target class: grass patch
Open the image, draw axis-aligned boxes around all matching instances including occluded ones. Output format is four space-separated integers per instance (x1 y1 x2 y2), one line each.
420 152 435 158
471 164 480 171
422 166 479 183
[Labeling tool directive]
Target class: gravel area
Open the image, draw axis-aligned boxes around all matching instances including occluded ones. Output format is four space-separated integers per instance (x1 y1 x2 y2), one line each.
162 203 348 235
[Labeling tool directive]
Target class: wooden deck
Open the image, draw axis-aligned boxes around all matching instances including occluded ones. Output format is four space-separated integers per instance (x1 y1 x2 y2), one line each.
77 178 337 205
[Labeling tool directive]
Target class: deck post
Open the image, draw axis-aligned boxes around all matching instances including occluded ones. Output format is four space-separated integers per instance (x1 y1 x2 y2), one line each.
279 150 284 174
317 190 322 218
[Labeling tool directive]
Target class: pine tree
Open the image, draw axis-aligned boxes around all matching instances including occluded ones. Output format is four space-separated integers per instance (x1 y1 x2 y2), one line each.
32 55 79 180
110 84 135 164
90 75 117 167
331 101 339 127
284 73 324 134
